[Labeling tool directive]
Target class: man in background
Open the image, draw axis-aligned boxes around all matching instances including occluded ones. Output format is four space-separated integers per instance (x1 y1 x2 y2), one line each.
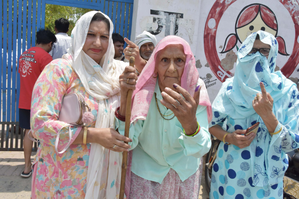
123 31 157 75
18 29 56 178
112 33 125 61
49 18 71 59
135 31 157 61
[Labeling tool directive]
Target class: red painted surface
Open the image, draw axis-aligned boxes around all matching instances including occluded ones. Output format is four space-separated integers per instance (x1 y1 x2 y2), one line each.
276 36 289 55
204 0 236 82
279 0 299 77
204 0 299 82
237 5 259 28
222 34 237 53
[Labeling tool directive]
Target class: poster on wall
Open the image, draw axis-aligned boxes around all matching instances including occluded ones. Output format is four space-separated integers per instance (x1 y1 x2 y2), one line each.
132 0 299 102
131 0 202 54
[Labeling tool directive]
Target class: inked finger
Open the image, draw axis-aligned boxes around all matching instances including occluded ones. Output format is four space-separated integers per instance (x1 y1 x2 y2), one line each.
260 82 267 98
193 85 201 105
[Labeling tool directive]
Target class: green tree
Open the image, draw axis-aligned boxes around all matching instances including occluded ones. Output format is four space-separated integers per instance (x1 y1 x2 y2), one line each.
45 5 92 35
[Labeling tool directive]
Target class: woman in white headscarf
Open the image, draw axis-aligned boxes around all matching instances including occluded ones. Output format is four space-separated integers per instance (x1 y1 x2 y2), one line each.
30 11 137 198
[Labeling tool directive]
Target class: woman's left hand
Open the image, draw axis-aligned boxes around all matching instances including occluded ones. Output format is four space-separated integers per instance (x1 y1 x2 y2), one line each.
160 83 200 135
252 82 274 118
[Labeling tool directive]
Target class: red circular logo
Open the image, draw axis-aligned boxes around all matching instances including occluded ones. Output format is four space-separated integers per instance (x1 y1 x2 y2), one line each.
204 0 299 82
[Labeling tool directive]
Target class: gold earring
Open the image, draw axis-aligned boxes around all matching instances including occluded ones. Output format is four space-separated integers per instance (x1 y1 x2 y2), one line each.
153 73 158 78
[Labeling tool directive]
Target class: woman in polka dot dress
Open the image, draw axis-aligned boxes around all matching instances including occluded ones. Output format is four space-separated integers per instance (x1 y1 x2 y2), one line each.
209 30 299 199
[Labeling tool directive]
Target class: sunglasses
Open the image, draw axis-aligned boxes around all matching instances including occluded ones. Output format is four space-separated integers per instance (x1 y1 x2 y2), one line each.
248 48 270 56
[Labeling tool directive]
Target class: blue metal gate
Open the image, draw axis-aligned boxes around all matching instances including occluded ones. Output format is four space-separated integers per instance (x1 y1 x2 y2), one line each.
0 0 134 150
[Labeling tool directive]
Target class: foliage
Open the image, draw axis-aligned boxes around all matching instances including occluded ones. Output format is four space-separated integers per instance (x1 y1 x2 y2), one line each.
45 5 92 35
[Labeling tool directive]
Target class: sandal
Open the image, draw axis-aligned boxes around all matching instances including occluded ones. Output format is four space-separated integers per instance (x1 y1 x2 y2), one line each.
20 169 32 178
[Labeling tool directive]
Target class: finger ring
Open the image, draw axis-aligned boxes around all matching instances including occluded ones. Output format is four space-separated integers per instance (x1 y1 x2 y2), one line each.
256 95 260 101
127 79 129 83
113 144 117 149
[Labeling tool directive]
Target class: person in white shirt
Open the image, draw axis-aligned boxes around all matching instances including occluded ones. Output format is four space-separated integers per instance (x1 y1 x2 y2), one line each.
49 18 71 59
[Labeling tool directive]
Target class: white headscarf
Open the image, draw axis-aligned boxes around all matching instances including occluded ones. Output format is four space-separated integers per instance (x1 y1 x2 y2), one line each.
68 11 126 198
135 30 157 49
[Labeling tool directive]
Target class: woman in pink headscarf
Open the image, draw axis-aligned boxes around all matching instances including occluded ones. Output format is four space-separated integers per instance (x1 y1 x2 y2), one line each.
116 35 212 198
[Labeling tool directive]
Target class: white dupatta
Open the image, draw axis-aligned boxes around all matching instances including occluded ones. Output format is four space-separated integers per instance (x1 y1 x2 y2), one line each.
69 11 125 199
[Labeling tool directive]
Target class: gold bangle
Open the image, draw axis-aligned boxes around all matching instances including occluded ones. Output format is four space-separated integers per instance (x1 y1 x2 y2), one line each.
223 132 229 144
83 126 87 145
270 127 282 135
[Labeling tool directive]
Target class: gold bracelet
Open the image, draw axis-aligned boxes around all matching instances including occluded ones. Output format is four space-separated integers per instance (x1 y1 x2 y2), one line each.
83 126 88 145
270 127 282 136
223 132 230 144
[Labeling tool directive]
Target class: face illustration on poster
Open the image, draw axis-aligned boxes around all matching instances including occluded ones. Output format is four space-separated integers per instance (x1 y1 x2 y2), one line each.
131 0 299 102
202 0 299 101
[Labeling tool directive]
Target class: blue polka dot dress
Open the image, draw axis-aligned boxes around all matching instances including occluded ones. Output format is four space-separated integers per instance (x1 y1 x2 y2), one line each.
209 31 299 199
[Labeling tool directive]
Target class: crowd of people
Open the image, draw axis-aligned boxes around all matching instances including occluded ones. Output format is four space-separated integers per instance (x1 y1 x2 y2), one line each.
15 10 299 199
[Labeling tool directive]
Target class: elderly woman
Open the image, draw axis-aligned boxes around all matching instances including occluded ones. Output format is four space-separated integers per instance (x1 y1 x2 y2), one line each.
116 35 212 198
30 11 136 198
209 31 299 198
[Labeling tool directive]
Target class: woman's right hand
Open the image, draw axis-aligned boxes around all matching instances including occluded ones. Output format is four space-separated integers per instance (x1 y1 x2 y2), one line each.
227 129 256 149
88 127 132 152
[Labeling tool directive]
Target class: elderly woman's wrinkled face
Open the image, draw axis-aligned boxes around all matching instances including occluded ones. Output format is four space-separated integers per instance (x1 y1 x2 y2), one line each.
155 44 186 92
83 21 109 64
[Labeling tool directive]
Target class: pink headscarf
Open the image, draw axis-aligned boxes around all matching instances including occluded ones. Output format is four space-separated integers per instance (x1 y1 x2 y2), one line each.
130 35 212 122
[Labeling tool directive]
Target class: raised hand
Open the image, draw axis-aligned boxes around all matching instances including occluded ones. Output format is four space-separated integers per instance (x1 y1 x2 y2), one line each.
252 82 274 118
124 38 140 61
252 82 279 135
160 83 200 135
124 38 147 74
